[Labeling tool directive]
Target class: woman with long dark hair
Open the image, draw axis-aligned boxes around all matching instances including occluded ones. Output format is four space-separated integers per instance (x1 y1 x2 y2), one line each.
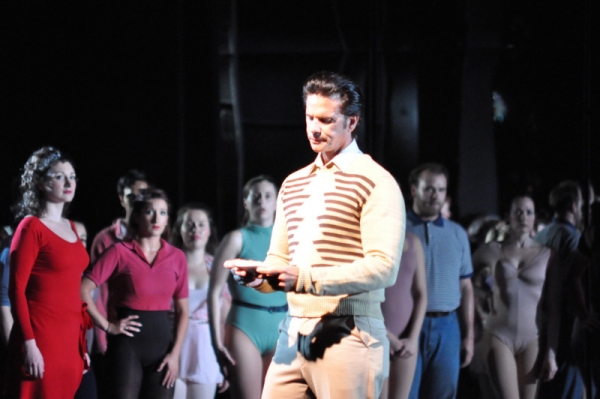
473 195 560 399
6 146 91 398
81 188 189 399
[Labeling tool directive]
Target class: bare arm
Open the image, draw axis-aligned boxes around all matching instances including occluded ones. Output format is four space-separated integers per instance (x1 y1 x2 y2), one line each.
208 230 242 375
459 277 475 368
80 277 141 336
541 250 561 380
0 306 12 345
158 297 189 388
396 237 427 358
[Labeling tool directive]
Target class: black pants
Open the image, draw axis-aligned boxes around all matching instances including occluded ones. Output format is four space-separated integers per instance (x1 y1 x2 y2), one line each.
106 309 174 399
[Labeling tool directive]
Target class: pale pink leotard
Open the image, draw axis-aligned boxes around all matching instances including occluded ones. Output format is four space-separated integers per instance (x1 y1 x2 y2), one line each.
484 242 551 354
381 232 418 337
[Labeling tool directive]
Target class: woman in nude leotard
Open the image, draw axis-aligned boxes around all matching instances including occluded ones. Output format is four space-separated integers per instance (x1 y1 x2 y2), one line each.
380 232 427 399
473 195 560 399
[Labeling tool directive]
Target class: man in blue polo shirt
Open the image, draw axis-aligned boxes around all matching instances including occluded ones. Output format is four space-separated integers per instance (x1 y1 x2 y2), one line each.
406 163 474 399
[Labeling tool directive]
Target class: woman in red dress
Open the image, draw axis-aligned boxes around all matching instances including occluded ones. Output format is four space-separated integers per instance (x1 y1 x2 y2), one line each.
6 146 91 398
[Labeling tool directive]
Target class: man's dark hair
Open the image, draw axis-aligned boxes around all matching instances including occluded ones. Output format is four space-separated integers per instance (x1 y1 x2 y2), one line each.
549 180 581 214
117 169 147 197
409 163 449 187
303 71 363 118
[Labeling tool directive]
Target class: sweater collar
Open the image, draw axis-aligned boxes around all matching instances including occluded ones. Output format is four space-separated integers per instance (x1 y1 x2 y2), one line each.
308 139 362 174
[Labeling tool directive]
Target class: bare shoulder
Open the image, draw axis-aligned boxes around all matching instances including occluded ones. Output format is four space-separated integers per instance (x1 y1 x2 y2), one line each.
404 232 423 253
223 229 243 247
215 229 243 258
473 241 500 266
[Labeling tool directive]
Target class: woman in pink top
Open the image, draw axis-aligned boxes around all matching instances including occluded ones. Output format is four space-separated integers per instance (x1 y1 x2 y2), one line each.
81 189 189 399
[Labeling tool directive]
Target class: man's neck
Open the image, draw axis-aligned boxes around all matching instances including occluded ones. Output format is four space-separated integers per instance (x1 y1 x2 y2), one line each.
554 212 576 226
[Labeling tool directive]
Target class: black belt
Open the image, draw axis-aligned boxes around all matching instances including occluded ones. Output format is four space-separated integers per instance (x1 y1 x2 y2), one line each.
232 299 288 313
425 310 454 318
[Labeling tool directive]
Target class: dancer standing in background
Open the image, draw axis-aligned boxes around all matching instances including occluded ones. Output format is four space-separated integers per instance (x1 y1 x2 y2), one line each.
81 189 188 399
6 146 91 398
380 232 427 399
473 195 559 399
208 175 287 399
171 204 230 399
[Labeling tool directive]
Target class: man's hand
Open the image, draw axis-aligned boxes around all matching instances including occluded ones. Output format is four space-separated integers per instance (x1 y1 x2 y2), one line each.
224 259 264 286
460 336 474 368
540 349 558 381
257 265 298 292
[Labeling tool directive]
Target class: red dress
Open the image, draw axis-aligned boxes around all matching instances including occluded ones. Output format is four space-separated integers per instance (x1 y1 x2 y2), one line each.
6 217 90 399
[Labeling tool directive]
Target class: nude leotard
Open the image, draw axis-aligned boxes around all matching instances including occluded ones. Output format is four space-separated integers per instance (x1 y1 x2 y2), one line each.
382 232 418 336
484 242 551 354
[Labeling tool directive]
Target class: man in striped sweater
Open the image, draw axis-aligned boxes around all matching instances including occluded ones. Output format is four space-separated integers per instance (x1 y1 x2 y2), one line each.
226 71 405 399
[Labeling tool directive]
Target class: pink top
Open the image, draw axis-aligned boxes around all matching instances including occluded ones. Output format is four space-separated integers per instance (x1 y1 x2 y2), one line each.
85 239 189 311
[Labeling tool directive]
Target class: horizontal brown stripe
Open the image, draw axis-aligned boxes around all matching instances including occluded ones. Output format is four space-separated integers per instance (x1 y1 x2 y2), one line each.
283 201 304 211
337 185 366 203
334 171 375 188
282 194 310 203
335 178 371 197
317 215 360 228
325 206 359 220
325 191 358 205
324 199 360 214
318 247 363 257
285 175 314 185
322 231 362 243
322 256 358 263
284 188 307 195
284 209 298 218
313 239 362 250
319 223 361 236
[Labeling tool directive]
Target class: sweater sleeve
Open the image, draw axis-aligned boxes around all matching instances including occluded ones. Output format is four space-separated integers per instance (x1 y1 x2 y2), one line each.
297 172 405 296
9 218 42 341
264 185 292 270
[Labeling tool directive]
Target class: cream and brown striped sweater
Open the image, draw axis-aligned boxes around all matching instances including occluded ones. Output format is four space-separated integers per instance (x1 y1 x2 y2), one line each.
258 152 405 319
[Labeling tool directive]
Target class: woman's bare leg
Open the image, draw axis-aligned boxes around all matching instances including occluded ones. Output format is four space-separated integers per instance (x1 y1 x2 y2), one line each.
384 354 418 399
185 382 217 399
379 378 390 399
516 339 539 399
225 325 265 399
485 333 520 399
262 350 274 386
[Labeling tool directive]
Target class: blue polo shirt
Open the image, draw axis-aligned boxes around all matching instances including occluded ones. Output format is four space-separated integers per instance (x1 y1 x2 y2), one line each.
406 210 472 312
534 218 580 262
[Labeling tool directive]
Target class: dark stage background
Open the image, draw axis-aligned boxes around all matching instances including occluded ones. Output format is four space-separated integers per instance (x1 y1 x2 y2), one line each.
1 1 598 242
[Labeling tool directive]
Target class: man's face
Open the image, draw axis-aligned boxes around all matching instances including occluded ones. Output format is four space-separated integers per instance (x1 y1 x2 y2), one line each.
305 94 359 164
411 171 447 219
120 180 148 215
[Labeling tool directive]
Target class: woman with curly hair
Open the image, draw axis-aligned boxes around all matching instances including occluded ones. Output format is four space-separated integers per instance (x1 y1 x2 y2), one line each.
6 146 91 398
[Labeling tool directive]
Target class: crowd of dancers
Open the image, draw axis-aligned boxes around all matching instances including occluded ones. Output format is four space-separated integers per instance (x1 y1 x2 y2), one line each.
0 71 598 399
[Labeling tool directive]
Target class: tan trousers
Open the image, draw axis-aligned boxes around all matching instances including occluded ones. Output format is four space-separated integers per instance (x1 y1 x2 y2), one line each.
262 315 389 399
